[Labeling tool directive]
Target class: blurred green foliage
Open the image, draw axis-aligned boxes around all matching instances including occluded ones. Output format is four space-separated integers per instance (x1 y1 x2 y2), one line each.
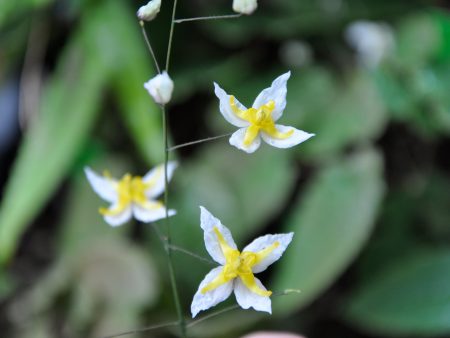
0 0 449 337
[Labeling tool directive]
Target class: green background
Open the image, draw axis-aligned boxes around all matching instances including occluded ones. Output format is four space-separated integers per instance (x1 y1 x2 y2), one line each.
0 0 449 337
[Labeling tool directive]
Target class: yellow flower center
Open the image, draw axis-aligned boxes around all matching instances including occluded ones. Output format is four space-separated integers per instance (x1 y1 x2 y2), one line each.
201 227 279 297
99 172 163 216
229 96 293 146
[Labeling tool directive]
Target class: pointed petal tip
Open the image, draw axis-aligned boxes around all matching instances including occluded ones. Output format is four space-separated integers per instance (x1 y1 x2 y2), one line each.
191 309 199 318
83 166 93 175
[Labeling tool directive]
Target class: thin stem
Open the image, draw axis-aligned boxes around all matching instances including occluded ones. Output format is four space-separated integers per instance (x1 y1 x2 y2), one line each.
150 223 168 246
168 244 216 265
168 132 233 151
139 21 161 74
187 304 239 328
175 14 242 23
101 321 179 338
162 106 187 338
186 289 301 329
165 0 178 71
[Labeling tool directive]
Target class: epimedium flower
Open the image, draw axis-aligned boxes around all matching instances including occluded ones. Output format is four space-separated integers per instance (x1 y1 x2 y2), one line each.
233 0 258 15
191 207 294 317
144 71 174 105
137 0 161 21
84 162 177 227
214 71 315 153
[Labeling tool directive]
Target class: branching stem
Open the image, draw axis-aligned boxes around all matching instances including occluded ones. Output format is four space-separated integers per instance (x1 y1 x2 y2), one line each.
175 14 242 23
101 321 179 338
169 244 216 265
168 133 232 151
139 21 161 74
165 0 178 72
162 106 187 338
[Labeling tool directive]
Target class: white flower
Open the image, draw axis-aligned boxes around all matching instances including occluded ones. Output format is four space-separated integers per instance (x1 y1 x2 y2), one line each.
191 207 294 317
214 71 315 153
233 0 258 15
84 162 177 227
144 71 174 105
345 20 394 68
137 0 161 21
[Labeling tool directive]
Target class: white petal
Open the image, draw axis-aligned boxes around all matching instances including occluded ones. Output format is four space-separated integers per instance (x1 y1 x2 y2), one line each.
191 266 234 318
200 206 237 265
133 204 176 223
243 233 294 273
233 0 257 15
144 71 174 105
214 82 249 128
234 278 271 314
229 128 261 153
252 71 291 121
84 167 118 203
143 161 177 199
261 125 314 149
103 205 132 227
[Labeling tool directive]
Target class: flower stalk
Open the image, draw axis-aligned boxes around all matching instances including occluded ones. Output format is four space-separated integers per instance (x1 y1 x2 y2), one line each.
165 0 178 72
174 14 242 23
140 21 161 74
162 105 188 337
167 132 233 151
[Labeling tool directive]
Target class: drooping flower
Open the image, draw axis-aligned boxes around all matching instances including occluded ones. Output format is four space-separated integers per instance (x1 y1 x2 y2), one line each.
233 0 258 15
84 162 177 227
191 207 293 317
137 0 161 21
214 71 314 153
144 71 174 105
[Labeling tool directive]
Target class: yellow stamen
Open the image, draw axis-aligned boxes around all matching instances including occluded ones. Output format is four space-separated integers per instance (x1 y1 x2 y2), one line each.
99 173 160 216
229 96 294 146
201 227 279 297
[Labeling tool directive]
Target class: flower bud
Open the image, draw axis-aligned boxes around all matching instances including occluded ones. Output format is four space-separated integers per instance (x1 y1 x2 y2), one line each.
137 0 161 22
144 71 174 105
232 0 258 15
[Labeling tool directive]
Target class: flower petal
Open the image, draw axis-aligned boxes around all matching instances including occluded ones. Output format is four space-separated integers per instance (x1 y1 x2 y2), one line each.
200 206 237 265
143 161 177 199
252 71 291 121
133 204 176 223
214 82 249 128
191 266 234 318
84 167 117 203
229 128 261 153
243 233 294 273
234 277 272 314
261 125 314 149
103 205 132 227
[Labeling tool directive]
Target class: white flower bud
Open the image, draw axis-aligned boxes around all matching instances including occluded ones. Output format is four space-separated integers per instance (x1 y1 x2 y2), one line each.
137 0 161 22
144 71 174 105
232 0 258 15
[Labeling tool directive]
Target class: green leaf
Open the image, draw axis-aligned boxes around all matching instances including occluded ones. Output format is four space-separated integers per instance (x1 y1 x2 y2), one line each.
272 149 385 314
288 69 387 160
0 0 52 28
344 249 450 336
0 1 130 264
396 13 441 69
